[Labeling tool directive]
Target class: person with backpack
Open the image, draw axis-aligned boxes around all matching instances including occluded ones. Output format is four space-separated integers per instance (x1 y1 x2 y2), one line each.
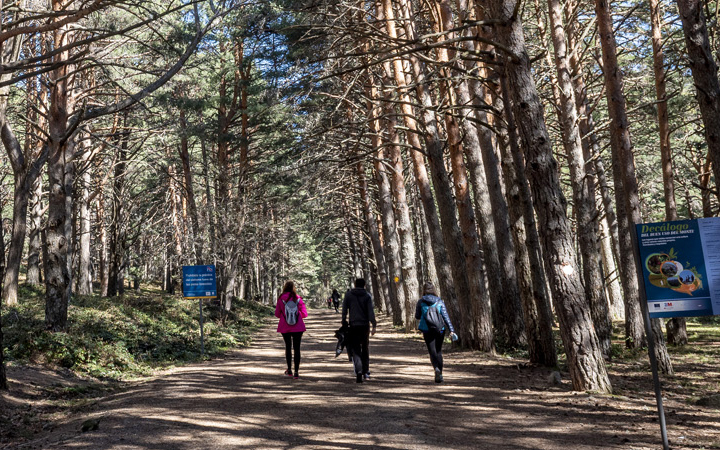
331 289 341 313
275 281 308 379
415 282 458 383
342 278 376 383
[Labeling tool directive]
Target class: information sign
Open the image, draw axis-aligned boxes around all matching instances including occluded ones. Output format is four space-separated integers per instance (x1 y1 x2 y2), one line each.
636 218 720 318
182 265 217 299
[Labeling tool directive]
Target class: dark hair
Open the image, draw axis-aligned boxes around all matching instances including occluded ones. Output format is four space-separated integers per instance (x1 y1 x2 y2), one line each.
354 278 366 288
332 289 339 294
282 281 297 298
423 282 438 296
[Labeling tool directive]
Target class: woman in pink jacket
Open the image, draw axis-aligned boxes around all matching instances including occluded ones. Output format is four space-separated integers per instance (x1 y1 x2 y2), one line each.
275 281 308 379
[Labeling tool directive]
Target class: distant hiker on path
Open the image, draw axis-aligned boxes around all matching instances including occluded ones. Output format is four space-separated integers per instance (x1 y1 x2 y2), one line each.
331 289 341 312
342 278 376 383
275 281 308 379
415 282 458 383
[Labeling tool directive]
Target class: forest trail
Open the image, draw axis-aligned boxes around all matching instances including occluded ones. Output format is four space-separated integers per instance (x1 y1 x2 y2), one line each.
13 309 695 449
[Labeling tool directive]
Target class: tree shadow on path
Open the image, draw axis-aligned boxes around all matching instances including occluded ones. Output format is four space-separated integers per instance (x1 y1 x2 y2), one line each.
11 309 718 449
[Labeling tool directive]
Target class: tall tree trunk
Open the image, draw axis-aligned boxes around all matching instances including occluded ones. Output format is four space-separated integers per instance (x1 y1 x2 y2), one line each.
1 110 43 305
45 4 73 331
371 128 405 326
178 108 202 264
649 0 687 345
64 143 75 293
416 192 439 289
547 0 612 358
600 214 624 319
565 6 623 288
107 120 129 297
378 0 473 346
384 113 418 329
595 0 673 374
487 0 611 391
76 150 93 295
435 0 524 348
0 206 6 388
357 159 393 318
343 198 362 279
676 0 720 193
613 158 646 347
0 31 32 306
97 171 109 297
26 175 43 285
497 73 558 367
2 170 31 305
444 91 494 352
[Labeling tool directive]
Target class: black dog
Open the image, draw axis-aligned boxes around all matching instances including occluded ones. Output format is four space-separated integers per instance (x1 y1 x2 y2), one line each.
334 324 353 360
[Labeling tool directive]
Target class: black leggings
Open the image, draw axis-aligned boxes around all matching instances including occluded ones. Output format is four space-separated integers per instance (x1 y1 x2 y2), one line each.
282 332 303 374
423 331 444 371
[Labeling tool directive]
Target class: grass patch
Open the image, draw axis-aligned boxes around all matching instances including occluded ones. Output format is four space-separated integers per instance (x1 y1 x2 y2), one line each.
2 284 274 380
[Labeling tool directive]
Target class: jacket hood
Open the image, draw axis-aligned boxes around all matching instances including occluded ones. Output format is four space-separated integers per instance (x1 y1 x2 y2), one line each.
420 294 440 305
280 292 299 301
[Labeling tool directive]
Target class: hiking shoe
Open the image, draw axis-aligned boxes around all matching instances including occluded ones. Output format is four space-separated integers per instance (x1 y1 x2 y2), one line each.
363 373 370 380
284 370 293 377
293 373 299 379
434 368 443 383
356 373 363 383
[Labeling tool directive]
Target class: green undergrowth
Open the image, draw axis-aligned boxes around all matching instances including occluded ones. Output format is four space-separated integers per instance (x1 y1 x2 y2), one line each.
2 284 274 380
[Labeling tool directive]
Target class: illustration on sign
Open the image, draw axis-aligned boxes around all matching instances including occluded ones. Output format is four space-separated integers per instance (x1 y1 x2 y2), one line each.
644 248 704 295
636 219 720 318
182 265 217 299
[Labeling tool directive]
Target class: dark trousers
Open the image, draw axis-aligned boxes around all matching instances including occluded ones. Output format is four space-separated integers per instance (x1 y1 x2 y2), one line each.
348 324 370 375
333 301 339 312
423 330 445 371
282 332 303 374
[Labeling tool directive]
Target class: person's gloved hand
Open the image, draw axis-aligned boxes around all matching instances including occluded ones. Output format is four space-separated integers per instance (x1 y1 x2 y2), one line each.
450 332 459 342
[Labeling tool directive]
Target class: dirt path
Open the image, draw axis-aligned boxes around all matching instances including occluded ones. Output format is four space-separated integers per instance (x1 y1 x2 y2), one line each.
9 309 717 449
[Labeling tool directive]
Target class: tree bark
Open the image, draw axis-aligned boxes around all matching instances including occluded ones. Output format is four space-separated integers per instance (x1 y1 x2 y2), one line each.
649 0 687 345
1 99 45 304
178 108 202 264
384 112 419 330
379 0 474 347
371 128 405 326
107 119 129 297
547 0 611 358
357 159 394 320
26 174 43 285
676 0 720 195
0 206 6 388
595 0 672 373
497 72 558 367
487 0 611 391
45 3 73 330
437 0 524 348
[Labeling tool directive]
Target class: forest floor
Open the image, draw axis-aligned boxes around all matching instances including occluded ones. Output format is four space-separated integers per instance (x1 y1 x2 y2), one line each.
1 308 719 449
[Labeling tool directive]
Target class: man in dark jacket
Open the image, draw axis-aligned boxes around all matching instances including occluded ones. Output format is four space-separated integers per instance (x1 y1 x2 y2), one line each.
342 278 376 383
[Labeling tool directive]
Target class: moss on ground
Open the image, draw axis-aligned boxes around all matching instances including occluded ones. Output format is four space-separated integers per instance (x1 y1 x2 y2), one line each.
2 284 274 380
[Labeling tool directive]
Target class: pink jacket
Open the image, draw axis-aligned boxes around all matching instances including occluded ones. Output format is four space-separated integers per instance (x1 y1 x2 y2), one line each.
275 292 308 333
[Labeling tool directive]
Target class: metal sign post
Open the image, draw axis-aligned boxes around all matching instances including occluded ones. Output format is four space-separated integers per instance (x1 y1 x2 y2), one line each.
630 224 669 450
633 218 720 450
199 299 205 356
182 265 218 358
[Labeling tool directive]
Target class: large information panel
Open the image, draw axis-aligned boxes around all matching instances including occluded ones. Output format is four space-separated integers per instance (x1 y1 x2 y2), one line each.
636 218 720 318
182 265 217 299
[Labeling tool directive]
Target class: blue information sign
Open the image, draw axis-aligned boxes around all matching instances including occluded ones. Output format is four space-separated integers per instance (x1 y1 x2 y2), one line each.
182 265 217 299
636 218 720 318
